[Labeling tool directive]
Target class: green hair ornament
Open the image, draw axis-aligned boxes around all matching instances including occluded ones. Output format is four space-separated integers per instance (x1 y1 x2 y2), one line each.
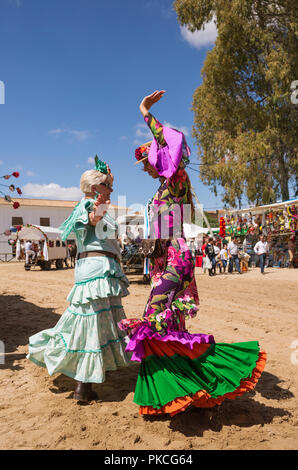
94 155 108 174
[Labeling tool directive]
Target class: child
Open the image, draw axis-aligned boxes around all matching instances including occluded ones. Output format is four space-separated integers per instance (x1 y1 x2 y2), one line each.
220 244 228 273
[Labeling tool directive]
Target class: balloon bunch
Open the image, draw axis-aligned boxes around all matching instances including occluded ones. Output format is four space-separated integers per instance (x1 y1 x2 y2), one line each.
0 171 22 209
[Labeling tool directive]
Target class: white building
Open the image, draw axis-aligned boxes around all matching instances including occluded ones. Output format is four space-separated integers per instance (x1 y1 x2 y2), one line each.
0 197 130 260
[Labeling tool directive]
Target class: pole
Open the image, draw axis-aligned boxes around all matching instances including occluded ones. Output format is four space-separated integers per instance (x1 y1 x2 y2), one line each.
191 184 213 235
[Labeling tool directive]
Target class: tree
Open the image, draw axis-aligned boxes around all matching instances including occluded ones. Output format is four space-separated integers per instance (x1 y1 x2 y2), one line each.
174 0 298 207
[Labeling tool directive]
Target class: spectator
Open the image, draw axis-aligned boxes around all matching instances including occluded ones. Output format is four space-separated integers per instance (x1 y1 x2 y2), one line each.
205 237 216 276
254 235 269 274
25 240 35 265
220 242 228 273
288 235 296 269
201 236 208 273
214 241 221 273
227 237 241 274
243 237 255 267
135 227 144 244
126 226 135 243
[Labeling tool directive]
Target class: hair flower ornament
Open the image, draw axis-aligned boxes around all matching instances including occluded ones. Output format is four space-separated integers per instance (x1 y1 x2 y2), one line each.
94 155 109 174
134 141 152 164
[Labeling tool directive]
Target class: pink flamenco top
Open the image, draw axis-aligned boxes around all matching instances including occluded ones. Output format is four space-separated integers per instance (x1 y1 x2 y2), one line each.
141 113 192 240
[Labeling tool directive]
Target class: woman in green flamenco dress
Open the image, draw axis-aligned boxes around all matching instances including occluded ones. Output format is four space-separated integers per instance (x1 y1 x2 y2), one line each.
27 157 131 402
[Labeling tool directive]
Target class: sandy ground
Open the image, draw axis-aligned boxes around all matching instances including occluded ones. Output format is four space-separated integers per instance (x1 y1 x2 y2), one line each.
0 262 297 450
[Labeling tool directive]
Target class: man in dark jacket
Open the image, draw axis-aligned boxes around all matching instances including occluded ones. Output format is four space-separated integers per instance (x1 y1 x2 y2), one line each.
205 237 216 276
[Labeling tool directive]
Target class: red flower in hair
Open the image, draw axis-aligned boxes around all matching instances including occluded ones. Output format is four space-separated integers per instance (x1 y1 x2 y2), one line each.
12 172 20 178
135 147 143 161
13 201 20 209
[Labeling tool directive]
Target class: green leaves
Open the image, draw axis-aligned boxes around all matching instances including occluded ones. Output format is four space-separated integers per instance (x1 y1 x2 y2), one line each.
174 0 298 206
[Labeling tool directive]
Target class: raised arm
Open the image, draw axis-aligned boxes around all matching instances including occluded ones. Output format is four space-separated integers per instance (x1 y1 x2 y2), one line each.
140 90 166 147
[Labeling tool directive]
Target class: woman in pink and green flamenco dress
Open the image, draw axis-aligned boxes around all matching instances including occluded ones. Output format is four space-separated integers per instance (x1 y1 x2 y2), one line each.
27 157 131 402
119 90 267 416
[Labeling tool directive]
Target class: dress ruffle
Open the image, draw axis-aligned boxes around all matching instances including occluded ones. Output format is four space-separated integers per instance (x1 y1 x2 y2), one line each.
27 298 131 383
133 338 266 416
121 323 215 362
139 350 267 416
67 276 129 305
69 256 129 305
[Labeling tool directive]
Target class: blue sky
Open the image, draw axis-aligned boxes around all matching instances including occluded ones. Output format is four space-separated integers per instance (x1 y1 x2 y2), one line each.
0 0 224 211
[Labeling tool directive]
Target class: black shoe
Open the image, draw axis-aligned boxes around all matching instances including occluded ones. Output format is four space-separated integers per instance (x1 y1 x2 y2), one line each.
74 382 98 402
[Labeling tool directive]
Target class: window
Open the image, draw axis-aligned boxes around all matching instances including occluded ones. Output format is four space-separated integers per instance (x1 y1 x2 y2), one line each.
56 240 61 247
11 217 23 226
40 217 50 226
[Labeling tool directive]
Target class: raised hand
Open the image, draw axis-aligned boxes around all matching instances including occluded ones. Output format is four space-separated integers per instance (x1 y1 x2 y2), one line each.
140 90 166 117
89 195 111 225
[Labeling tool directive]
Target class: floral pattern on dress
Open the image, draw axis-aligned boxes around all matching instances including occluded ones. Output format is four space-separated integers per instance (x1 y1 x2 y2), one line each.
144 114 192 240
143 238 199 336
118 114 199 337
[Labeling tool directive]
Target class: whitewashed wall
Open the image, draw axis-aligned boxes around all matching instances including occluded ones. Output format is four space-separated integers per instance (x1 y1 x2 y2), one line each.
0 204 128 234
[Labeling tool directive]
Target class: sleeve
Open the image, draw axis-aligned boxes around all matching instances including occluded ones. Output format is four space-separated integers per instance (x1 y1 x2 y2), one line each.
144 112 166 147
59 199 94 241
74 199 94 231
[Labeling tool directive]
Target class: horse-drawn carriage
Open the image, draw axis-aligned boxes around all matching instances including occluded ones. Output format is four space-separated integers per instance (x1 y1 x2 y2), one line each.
14 224 69 271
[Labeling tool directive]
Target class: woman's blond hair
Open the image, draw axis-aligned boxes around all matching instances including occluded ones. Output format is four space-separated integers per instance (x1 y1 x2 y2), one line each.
80 170 113 194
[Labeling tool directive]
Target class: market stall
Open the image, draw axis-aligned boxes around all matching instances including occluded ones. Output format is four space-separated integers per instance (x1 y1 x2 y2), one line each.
218 199 298 268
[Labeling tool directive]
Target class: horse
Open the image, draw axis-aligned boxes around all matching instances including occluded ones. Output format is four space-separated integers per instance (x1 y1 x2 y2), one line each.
68 243 77 268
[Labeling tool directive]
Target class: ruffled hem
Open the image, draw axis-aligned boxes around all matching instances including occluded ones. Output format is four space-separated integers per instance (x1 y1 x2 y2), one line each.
27 332 130 383
124 323 215 362
27 337 130 383
138 350 266 416
67 276 129 304
27 300 131 382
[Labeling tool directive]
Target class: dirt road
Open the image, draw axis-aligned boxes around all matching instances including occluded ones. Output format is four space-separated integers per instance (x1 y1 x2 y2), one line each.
0 263 297 450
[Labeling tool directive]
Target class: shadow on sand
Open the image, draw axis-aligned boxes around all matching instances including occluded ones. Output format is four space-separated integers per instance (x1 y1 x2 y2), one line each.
50 363 140 404
0 294 60 371
143 371 293 436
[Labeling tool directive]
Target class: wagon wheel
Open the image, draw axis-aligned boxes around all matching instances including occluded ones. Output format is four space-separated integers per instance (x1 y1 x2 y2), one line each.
55 259 64 270
40 260 51 270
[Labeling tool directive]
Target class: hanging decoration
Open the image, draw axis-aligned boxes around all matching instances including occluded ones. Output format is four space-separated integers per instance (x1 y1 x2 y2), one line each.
221 202 298 239
219 217 226 238
0 171 22 209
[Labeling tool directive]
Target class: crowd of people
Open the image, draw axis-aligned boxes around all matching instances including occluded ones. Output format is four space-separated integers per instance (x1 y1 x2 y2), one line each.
195 234 273 276
192 231 297 275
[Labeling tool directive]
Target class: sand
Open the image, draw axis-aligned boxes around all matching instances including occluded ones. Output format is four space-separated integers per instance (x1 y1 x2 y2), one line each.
0 263 297 450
